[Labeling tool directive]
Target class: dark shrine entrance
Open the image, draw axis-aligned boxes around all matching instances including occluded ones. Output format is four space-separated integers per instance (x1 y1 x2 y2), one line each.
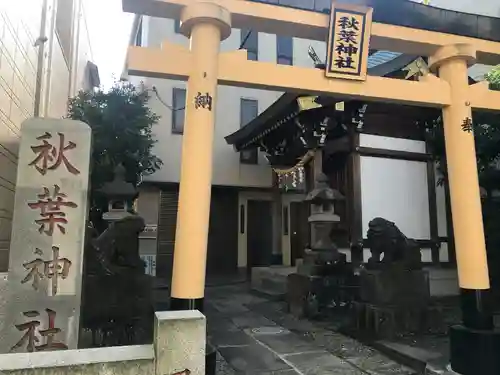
290 201 309 266
246 200 273 271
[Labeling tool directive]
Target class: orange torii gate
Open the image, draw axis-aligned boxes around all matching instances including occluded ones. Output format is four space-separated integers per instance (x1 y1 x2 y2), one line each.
123 1 500 373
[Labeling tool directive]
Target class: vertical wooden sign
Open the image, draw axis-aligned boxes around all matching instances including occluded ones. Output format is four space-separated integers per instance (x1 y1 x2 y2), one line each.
325 3 373 81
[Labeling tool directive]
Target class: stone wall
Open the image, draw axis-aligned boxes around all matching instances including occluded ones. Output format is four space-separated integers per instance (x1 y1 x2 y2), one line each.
0 310 206 375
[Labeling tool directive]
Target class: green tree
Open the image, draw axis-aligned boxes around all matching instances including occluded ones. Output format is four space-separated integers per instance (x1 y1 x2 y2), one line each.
67 82 162 200
486 65 500 90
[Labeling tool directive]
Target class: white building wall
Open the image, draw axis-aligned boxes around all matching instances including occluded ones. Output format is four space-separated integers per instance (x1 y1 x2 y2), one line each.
358 134 449 263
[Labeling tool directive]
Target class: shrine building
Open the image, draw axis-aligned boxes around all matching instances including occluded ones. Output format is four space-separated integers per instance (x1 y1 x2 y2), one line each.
126 0 498 285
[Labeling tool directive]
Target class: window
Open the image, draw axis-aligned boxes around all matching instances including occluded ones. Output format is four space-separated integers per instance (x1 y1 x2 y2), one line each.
172 88 186 134
277 36 293 65
241 29 258 61
134 17 143 47
240 99 259 164
279 0 313 9
174 19 181 34
313 0 331 13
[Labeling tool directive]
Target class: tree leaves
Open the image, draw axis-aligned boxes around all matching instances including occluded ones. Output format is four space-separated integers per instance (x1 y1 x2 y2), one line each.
66 82 162 198
486 65 500 91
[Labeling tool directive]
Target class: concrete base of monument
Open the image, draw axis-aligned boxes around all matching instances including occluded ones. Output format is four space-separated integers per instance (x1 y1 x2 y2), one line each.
449 325 500 375
158 294 217 375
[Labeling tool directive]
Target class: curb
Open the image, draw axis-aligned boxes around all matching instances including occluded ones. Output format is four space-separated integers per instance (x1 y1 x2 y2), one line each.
369 341 428 374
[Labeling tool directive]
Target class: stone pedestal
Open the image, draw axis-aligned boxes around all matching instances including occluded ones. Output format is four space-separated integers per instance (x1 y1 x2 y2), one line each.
287 273 320 318
354 269 434 338
287 258 357 318
0 118 91 353
297 250 347 276
360 269 430 307
155 310 206 375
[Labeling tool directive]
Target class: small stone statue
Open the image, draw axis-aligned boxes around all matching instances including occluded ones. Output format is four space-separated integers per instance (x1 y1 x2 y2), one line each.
365 217 422 270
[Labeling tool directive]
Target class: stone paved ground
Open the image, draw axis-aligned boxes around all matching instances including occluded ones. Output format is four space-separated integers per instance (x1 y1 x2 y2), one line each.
205 284 417 375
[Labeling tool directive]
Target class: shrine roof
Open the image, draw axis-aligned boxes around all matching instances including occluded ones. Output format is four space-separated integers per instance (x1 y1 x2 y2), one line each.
247 0 500 43
225 52 417 150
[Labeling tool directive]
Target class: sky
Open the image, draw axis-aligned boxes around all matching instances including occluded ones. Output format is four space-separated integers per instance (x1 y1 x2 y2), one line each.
84 0 134 90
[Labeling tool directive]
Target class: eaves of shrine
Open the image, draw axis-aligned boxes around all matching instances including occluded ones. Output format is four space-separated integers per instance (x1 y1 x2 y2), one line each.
224 52 422 154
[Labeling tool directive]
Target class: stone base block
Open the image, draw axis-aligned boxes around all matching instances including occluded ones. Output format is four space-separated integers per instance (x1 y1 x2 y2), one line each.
287 272 358 318
251 267 295 297
352 302 442 339
427 268 459 297
360 269 430 307
286 273 317 318
450 325 500 375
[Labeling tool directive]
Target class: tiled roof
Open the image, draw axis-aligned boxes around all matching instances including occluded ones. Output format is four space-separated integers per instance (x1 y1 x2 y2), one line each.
367 51 403 68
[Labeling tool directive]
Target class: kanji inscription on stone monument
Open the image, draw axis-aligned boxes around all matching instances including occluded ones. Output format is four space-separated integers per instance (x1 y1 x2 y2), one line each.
21 246 72 295
0 118 91 354
28 185 78 235
29 132 80 175
10 309 68 352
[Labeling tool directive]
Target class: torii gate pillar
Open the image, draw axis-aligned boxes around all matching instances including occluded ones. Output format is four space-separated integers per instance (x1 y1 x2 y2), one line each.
430 45 497 375
169 2 231 311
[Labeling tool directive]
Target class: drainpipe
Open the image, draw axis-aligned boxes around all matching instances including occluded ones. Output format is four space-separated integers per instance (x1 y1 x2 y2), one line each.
33 0 50 117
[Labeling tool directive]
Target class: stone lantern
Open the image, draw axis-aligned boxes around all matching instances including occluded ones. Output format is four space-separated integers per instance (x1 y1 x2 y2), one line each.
289 173 355 318
304 173 345 256
98 163 139 222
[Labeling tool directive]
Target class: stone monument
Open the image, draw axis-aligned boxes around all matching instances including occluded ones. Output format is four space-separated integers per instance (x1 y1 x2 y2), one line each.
0 118 92 353
287 174 356 318
353 217 433 338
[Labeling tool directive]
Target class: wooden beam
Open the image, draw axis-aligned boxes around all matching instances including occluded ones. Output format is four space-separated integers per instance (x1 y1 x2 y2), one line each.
127 45 452 108
357 147 432 161
127 44 192 80
218 51 451 107
122 0 500 65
